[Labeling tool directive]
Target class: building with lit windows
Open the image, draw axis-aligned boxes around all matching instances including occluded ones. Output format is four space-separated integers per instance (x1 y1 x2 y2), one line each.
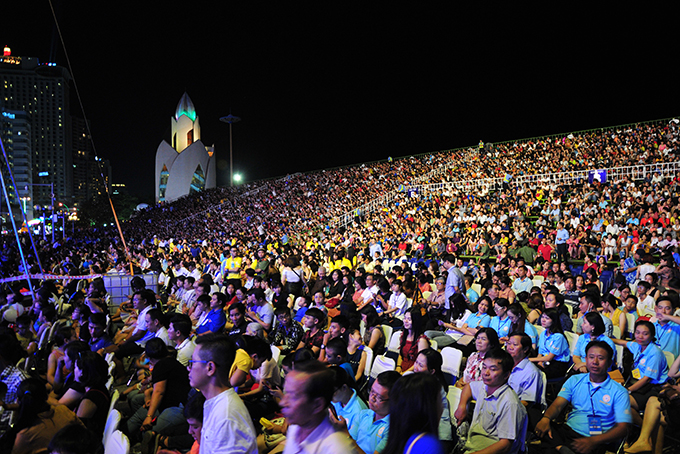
1 46 72 209
0 107 33 221
1 45 110 218
155 92 216 203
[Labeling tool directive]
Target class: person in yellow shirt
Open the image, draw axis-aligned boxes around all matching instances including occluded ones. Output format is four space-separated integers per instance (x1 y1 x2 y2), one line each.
222 246 243 290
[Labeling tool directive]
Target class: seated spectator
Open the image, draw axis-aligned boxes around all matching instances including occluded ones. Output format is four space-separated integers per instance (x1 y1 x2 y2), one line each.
575 291 613 337
167 314 196 367
333 370 400 454
396 307 430 373
530 309 572 379
320 315 350 362
73 351 110 438
2 377 83 454
47 326 76 386
245 288 274 332
187 333 257 453
346 327 369 383
280 360 359 453
572 312 616 374
506 332 544 430
600 294 626 338
47 423 102 454
126 338 191 442
226 303 248 338
413 348 454 448
196 292 227 335
237 336 280 426
330 366 368 423
455 348 528 454
652 296 680 360
296 308 326 357
50 341 89 409
271 307 305 356
534 341 631 454
157 391 205 454
381 372 445 454
507 303 539 349
457 327 502 388
544 291 573 332
612 320 669 426
87 313 112 353
359 305 385 355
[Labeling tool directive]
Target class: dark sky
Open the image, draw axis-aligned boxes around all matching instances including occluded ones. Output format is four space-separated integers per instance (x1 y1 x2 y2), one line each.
3 3 679 200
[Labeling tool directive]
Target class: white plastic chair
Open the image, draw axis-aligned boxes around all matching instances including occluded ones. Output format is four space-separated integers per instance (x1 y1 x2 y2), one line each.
363 346 374 379
370 355 396 379
105 375 114 391
104 430 130 454
429 338 438 351
387 330 402 354
540 370 548 410
105 352 115 364
616 344 624 371
471 283 482 296
108 389 120 417
103 409 121 447
564 331 579 355
381 325 394 353
441 347 463 382
534 325 545 337
612 326 621 340
625 313 637 338
271 344 281 365
422 291 432 301
664 351 676 369
447 385 463 424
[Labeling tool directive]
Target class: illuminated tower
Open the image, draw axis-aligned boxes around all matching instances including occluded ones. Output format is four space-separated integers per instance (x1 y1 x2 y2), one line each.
155 93 216 203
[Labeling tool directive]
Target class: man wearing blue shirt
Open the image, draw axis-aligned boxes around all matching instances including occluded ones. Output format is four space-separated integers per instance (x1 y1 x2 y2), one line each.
443 254 464 314
331 371 400 454
512 266 533 295
535 341 631 454
653 297 680 360
555 223 570 263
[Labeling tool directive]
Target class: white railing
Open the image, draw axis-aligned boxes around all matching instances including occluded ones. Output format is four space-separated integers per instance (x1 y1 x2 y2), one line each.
331 161 680 229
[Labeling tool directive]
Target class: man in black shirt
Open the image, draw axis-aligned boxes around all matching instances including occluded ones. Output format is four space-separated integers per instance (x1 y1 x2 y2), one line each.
126 338 191 441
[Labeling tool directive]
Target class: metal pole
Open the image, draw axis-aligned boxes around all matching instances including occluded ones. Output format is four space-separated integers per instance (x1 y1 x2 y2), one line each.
51 182 55 244
229 122 233 187
62 213 65 241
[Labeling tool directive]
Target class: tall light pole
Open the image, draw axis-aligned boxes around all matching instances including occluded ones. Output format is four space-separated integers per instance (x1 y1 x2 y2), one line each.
219 114 241 187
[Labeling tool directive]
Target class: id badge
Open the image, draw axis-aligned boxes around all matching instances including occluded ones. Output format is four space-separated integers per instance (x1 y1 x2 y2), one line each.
632 368 641 380
588 416 602 435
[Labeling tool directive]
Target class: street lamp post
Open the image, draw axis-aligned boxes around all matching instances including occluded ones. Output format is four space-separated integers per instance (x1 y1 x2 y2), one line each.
219 114 241 187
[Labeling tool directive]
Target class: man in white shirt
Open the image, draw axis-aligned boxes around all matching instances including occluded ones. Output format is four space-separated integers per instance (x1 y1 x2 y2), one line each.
146 308 171 346
282 360 359 454
188 333 257 454
168 314 196 367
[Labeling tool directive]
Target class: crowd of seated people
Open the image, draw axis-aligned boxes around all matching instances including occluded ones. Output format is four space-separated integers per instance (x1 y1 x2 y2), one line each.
0 118 679 452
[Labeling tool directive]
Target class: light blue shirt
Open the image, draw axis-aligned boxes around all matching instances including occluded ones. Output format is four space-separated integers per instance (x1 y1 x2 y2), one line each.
574 334 616 361
512 277 533 294
559 373 632 437
331 389 367 422
509 357 544 406
465 312 491 330
538 331 571 363
627 342 669 384
556 228 569 244
347 409 389 454
490 316 513 339
653 321 680 360
524 322 539 345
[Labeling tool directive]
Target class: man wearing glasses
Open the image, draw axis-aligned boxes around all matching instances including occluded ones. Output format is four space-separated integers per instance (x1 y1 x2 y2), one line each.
330 370 400 454
187 333 257 454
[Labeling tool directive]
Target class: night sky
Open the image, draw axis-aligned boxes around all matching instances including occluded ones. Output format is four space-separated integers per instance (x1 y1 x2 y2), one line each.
3 3 679 200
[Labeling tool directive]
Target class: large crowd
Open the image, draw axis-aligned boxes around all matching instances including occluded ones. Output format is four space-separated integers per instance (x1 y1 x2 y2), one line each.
0 118 679 454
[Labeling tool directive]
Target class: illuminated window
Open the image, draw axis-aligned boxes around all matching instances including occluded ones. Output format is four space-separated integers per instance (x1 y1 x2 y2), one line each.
189 164 205 194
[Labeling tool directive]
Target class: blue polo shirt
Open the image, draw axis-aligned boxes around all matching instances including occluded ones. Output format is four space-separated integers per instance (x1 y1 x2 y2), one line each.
331 389 368 423
574 334 616 361
559 373 632 437
524 322 539 346
626 342 669 384
653 321 680 360
465 312 491 330
490 316 513 339
196 308 227 335
538 331 570 363
347 409 389 454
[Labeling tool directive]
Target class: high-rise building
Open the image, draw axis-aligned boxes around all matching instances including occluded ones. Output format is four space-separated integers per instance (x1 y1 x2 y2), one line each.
0 107 33 221
155 93 216 203
1 46 72 209
1 45 111 217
